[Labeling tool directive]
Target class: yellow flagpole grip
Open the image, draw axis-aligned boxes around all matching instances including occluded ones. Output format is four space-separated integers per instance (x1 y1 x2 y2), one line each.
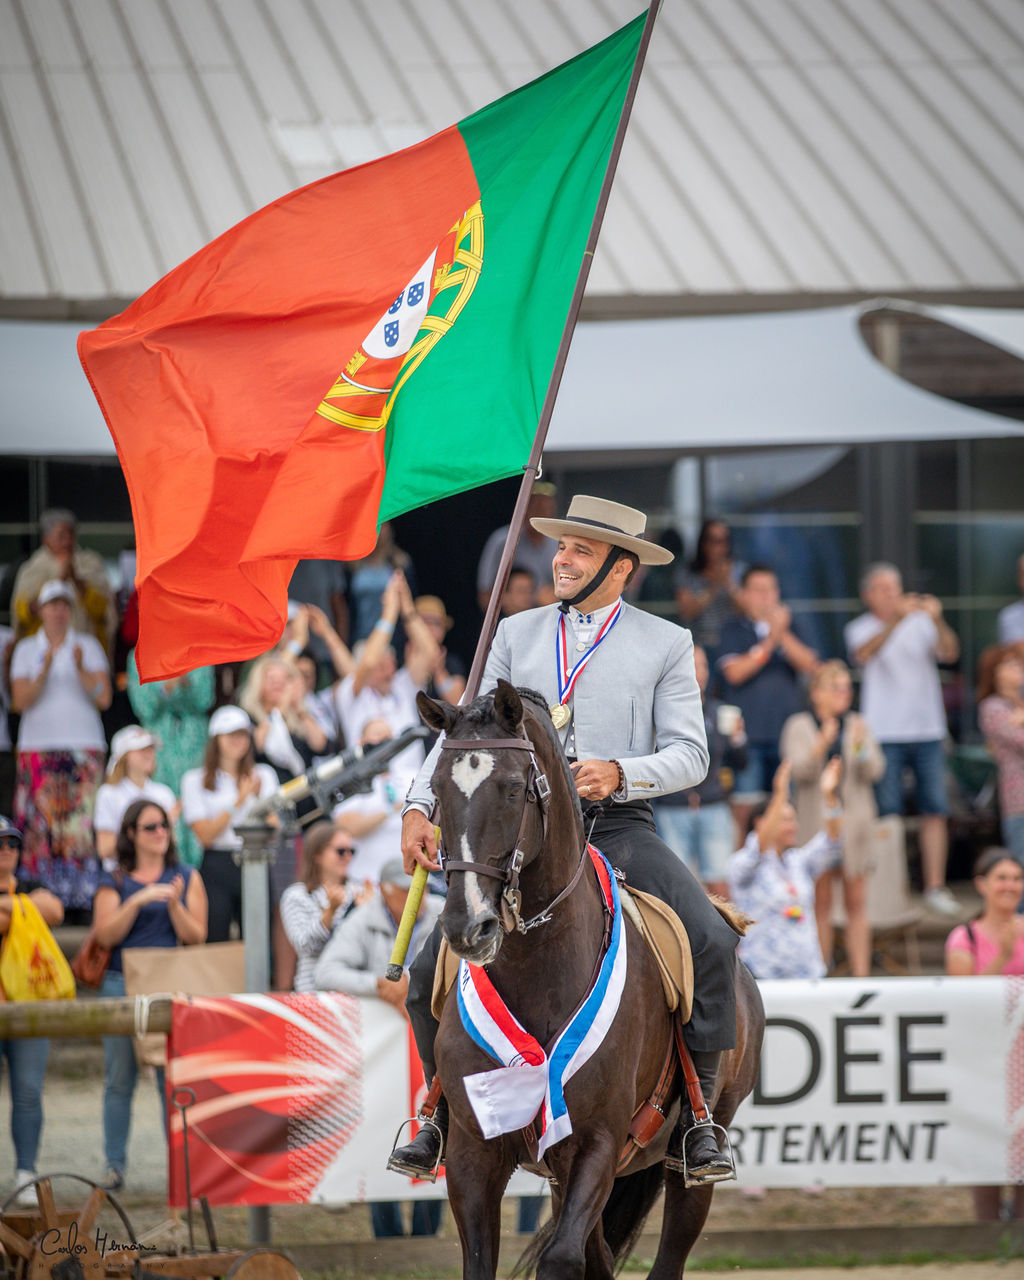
385 860 431 983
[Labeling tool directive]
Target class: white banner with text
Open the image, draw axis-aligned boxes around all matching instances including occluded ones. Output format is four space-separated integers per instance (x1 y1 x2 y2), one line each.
730 976 1024 1187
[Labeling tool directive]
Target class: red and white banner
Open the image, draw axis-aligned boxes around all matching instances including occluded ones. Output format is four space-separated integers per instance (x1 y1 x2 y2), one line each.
165 992 540 1206
165 977 1024 1205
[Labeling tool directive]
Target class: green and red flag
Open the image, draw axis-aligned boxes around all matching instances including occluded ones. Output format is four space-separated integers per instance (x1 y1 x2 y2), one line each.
79 14 645 680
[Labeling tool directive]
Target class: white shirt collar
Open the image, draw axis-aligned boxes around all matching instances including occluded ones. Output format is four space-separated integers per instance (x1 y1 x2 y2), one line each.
566 597 621 633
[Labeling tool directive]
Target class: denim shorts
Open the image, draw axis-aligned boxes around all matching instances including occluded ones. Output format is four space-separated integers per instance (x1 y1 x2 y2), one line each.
875 739 948 817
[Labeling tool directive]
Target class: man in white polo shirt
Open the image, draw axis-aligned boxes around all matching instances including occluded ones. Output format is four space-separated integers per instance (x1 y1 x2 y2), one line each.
845 563 961 917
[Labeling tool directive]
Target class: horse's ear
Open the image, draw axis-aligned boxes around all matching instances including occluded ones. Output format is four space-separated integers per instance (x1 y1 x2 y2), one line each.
417 691 458 734
493 679 524 736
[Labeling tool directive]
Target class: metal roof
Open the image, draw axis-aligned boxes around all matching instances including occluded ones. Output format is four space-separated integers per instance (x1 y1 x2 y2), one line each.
3 0 1024 318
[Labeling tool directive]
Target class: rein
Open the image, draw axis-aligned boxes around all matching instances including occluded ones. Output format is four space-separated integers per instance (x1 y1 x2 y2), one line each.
439 734 589 934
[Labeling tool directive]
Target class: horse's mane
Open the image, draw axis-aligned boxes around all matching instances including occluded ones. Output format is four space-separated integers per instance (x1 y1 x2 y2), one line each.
708 893 753 936
515 686 582 822
451 685 582 823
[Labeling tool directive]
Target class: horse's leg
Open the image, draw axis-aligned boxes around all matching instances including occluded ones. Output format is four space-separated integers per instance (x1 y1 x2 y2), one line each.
536 1137 618 1280
582 1222 616 1280
445 1127 511 1280
648 1173 715 1280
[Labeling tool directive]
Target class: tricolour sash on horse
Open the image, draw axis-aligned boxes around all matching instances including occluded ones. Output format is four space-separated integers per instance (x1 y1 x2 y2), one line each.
456 846 626 1158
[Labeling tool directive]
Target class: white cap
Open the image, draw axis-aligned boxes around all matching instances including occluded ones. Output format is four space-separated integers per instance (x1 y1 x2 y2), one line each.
208 705 252 737
107 725 160 774
37 579 75 607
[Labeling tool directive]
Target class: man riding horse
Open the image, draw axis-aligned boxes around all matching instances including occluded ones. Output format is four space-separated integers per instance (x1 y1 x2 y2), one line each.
393 495 741 1184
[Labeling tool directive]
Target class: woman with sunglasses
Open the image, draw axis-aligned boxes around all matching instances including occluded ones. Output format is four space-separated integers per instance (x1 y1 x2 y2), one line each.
91 799 208 1190
279 821 371 992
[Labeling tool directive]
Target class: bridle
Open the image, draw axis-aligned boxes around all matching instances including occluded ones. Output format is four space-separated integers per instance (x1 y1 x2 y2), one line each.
438 734 589 934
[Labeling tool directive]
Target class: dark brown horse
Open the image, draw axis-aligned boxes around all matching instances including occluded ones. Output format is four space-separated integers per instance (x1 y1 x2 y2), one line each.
418 681 764 1280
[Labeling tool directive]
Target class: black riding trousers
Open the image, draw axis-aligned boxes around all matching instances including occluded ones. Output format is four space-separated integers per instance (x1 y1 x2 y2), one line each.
406 800 739 1080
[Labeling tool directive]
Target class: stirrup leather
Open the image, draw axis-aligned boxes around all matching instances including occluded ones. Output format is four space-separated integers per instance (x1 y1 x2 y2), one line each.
385 1112 445 1183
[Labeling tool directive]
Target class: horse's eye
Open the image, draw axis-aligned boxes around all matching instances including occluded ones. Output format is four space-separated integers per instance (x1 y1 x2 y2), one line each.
507 782 523 798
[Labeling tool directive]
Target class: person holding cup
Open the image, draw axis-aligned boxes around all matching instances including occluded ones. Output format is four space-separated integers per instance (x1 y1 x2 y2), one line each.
653 644 747 899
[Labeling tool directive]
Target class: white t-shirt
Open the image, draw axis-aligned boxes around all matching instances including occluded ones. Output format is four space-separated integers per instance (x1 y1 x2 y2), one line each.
10 628 108 751
332 763 417 886
844 610 947 743
94 777 177 835
180 764 279 851
333 667 425 772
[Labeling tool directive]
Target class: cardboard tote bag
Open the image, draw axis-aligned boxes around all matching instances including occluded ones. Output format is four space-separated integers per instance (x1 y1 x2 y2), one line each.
123 941 246 1066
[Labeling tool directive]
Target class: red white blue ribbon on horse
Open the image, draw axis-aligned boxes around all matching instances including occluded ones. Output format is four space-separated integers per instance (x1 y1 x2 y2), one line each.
555 600 622 707
456 845 626 1158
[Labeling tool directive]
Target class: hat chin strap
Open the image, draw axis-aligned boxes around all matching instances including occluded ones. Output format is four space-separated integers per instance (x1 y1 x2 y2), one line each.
558 546 622 614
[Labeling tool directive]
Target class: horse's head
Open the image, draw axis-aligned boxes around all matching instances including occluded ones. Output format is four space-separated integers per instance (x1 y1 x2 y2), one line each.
419 680 565 965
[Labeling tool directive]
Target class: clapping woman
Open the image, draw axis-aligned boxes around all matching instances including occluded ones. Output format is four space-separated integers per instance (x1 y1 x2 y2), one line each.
781 660 885 977
10 579 111 917
92 799 208 1189
180 707 278 944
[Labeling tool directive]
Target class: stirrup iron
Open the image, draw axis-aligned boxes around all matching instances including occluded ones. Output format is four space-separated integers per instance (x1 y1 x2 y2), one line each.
665 1118 736 1188
385 1113 445 1183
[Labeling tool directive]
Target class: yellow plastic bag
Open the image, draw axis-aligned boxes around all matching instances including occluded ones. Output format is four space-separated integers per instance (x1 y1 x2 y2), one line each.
0 894 76 1001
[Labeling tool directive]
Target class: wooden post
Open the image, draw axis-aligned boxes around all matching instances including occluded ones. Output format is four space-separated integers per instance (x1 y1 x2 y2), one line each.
0 995 172 1039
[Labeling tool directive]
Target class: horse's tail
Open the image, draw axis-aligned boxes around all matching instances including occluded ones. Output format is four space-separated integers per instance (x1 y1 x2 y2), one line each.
602 1163 665 1267
511 1218 553 1278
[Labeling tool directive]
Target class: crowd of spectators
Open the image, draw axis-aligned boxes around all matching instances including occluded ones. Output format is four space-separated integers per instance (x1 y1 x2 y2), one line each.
2 498 1023 1221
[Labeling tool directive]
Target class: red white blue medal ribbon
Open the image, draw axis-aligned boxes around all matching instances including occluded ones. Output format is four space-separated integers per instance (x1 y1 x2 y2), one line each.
555 600 622 707
456 846 626 1157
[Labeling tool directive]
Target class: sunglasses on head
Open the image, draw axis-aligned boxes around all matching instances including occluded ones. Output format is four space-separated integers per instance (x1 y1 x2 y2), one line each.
138 820 169 833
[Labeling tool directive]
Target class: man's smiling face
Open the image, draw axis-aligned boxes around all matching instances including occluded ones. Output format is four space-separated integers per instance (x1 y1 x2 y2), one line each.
552 535 613 609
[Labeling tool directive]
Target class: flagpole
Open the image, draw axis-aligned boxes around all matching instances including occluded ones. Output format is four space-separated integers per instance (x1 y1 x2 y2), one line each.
464 0 663 700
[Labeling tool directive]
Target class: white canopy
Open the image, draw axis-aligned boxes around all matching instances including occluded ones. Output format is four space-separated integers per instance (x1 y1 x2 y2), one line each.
546 304 1024 466
1 304 1023 459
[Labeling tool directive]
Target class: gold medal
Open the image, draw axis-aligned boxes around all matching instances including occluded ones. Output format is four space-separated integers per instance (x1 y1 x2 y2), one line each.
549 704 571 730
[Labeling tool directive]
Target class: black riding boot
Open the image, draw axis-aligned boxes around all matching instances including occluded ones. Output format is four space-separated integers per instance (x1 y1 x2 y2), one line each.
387 1093 449 1181
664 1049 735 1185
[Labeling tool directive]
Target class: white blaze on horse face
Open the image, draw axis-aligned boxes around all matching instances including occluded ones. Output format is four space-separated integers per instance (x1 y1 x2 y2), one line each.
451 750 495 799
460 834 492 922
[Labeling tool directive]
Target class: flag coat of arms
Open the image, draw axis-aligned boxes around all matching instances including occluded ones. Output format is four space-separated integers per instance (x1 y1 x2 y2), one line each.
79 14 645 680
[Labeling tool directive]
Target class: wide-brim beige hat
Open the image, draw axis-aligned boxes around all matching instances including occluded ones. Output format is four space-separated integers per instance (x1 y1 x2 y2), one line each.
530 495 674 566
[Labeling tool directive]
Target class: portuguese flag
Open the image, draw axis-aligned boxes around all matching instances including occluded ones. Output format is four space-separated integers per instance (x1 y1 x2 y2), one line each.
79 14 645 680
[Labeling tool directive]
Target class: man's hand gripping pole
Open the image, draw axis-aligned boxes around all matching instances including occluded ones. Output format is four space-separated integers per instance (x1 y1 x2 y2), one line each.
384 824 438 981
